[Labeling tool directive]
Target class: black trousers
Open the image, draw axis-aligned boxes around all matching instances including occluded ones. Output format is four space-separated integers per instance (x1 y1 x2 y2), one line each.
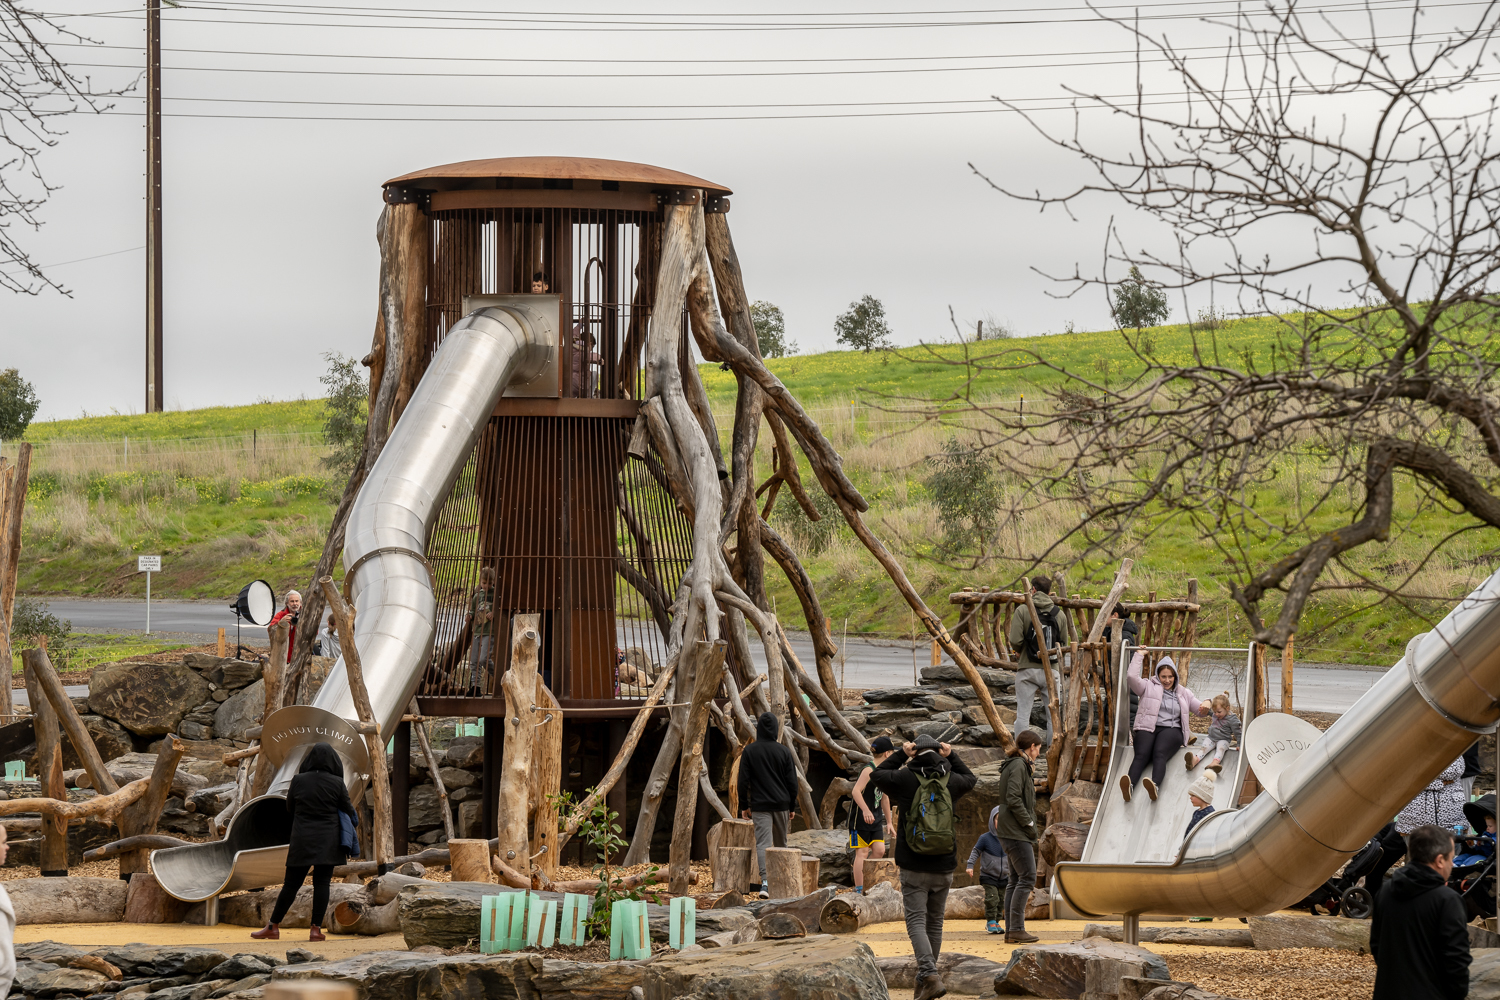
270 863 336 926
1128 725 1185 787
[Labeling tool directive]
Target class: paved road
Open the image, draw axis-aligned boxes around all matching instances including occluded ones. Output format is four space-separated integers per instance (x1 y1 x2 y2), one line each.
44 598 1388 714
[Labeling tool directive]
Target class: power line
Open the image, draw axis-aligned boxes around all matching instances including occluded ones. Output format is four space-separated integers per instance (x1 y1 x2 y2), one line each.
0 245 144 275
49 0 1477 32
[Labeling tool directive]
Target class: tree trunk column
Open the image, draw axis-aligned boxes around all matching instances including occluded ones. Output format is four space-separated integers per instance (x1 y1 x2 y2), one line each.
606 719 628 860
392 720 411 857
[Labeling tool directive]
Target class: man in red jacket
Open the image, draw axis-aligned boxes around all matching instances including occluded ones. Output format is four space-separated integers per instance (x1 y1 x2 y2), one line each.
268 591 301 663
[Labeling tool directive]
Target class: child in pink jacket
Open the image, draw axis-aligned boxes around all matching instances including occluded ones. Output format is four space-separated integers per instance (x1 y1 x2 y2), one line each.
1121 651 1211 802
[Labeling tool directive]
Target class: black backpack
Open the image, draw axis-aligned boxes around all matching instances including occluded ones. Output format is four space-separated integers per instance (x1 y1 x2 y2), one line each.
1022 606 1064 661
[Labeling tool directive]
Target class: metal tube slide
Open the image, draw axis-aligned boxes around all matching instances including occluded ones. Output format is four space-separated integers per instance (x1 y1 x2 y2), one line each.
1054 569 1500 918
153 302 554 902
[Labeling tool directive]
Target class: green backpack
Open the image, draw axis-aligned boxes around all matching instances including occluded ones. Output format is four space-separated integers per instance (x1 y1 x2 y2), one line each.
905 769 955 855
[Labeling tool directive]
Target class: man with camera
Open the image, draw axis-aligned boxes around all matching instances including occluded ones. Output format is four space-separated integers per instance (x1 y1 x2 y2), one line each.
268 590 301 662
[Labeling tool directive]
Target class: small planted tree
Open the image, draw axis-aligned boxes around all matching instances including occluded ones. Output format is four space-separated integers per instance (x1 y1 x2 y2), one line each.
551 788 658 941
0 368 40 439
834 294 892 352
925 438 1004 556
319 352 367 482
1110 266 1170 334
750 300 798 358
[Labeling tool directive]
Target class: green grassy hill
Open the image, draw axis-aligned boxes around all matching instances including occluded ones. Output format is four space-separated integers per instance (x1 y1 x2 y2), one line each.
10 316 1483 667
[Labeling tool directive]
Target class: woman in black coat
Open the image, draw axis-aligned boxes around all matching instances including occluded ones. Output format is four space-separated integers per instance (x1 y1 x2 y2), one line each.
252 742 358 941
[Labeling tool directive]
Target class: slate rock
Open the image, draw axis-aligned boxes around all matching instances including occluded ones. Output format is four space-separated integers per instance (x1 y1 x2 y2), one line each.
922 663 1017 692
24 967 109 997
213 679 266 742
93 946 229 978
407 785 450 830
17 942 91 966
207 956 278 981
1083 923 1254 947
437 767 477 789
647 934 887 1000
996 937 1170 997
182 652 224 673
179 722 214 741
1470 948 1500 1000
218 660 263 690
1247 914 1370 952
58 716 134 770
861 707 937 729
443 737 484 769
283 950 324 965
786 828 853 886
273 950 539 1000
87 661 211 736
861 687 936 708
877 952 1007 994
211 975 270 998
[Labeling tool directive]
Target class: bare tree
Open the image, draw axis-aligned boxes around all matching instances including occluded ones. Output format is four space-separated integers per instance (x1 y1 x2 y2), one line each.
943 2 1500 647
1 2 122 294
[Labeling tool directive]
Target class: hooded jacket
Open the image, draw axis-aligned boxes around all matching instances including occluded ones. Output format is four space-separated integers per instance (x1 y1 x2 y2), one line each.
1007 591 1064 671
1370 860 1471 1000
993 753 1038 843
869 746 977 874
1397 757 1468 834
966 806 1012 884
737 713 799 813
284 742 359 867
1125 651 1203 734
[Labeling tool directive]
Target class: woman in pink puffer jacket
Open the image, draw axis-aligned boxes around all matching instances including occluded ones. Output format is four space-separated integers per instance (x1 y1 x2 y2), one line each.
1122 651 1211 803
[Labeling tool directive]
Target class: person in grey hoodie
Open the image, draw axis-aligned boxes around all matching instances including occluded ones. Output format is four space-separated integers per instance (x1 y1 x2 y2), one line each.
1007 576 1064 745
964 805 1011 934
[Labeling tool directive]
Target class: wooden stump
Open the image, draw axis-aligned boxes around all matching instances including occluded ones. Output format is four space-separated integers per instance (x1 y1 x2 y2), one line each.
758 912 807 939
800 856 819 894
863 858 899 892
448 839 493 884
714 846 754 892
765 846 802 900
819 882 904 934
122 872 191 924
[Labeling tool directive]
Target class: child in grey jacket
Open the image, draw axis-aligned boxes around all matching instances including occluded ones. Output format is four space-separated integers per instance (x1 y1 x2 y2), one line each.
1186 693 1241 772
964 805 1012 934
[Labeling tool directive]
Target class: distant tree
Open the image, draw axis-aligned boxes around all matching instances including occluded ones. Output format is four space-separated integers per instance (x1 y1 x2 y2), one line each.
11 597 68 656
0 368 39 438
750 300 798 358
834 294 893 352
1111 266 1170 333
319 352 367 480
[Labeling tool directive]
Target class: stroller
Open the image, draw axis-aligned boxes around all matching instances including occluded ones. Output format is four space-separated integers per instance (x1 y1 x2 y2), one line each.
1452 794 1497 921
1294 823 1392 919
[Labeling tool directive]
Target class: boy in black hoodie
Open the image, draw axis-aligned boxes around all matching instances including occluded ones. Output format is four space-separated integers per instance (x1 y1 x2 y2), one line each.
1370 824 1471 1000
870 734 977 1000
737 712 799 899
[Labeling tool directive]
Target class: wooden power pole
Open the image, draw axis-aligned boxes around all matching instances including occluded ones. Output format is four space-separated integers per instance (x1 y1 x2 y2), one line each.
145 0 164 413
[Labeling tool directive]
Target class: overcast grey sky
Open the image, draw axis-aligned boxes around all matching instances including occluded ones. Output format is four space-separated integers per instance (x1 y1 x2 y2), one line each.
2 0 1485 421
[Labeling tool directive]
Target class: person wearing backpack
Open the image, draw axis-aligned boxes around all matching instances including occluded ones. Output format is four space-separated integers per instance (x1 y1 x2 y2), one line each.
995 729 1043 943
870 734 978 1000
1007 575 1064 746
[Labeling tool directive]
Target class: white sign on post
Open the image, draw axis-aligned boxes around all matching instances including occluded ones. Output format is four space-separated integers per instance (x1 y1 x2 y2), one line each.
138 556 161 634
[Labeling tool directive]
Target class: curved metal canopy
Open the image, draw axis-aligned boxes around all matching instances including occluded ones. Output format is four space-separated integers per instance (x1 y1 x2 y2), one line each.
385 155 731 195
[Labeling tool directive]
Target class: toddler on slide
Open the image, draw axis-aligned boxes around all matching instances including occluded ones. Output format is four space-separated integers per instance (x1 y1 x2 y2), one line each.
1186 693 1241 773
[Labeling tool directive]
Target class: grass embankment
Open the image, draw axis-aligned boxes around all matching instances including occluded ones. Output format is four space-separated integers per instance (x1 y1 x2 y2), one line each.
9 315 1491 667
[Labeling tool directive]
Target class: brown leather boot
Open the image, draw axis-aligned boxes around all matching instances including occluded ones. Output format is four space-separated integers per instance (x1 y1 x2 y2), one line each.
1005 930 1039 943
309 925 327 942
250 923 280 940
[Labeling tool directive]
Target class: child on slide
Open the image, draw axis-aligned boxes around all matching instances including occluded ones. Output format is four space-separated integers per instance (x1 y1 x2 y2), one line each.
1186 693 1241 773
1185 770 1217 837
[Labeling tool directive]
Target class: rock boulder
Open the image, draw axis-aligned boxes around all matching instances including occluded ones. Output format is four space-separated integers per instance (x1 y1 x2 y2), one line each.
88 661 210 736
9 877 128 924
212 679 265 742
1247 914 1370 952
996 937 1169 997
649 935 886 1000
786 829 852 886
878 952 1006 995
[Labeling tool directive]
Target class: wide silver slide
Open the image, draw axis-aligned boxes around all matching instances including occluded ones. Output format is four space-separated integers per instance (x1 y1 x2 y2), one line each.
153 300 555 902
1054 569 1500 919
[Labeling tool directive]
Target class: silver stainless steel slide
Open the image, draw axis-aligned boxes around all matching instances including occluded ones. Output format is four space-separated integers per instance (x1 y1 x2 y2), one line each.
1053 570 1500 920
153 299 556 902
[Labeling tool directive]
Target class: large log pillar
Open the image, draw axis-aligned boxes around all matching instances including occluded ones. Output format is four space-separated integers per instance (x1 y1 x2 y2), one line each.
482 718 501 842
23 654 67 875
606 719 628 858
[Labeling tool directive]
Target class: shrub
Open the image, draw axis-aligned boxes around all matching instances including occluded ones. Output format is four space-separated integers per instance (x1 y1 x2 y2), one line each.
924 438 1003 551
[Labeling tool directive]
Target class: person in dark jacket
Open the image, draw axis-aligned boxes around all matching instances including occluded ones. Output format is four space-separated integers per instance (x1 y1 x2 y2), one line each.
1370 824 1471 1000
870 734 977 1000
252 743 359 941
994 729 1043 944
737 713 799 898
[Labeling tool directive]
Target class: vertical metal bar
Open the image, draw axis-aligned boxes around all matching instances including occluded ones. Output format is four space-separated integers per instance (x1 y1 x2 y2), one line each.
145 0 164 413
393 720 410 855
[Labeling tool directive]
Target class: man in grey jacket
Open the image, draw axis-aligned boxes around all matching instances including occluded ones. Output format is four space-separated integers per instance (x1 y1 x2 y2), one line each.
1007 576 1063 746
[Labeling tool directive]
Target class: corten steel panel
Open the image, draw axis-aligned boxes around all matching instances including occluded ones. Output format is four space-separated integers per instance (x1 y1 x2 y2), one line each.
386 155 731 195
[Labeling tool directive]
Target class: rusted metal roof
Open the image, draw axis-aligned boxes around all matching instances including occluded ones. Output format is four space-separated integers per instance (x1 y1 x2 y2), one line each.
385 156 731 195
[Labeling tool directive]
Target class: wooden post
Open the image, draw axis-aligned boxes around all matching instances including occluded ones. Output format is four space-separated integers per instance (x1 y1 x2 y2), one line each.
496 614 540 870
715 846 755 892
1179 579 1199 684
864 858 899 892
217 628 226 658
930 640 940 667
800 856 819 894
765 846 802 900
0 444 31 721
24 648 118 796
23 653 67 875
318 576 394 870
670 640 726 895
392 720 410 856
529 676 562 880
605 719 628 858
1282 634 1294 715
1254 642 1269 718
1055 560 1133 786
1026 585 1066 790
116 734 185 878
449 838 493 884
253 623 287 797
409 701 454 842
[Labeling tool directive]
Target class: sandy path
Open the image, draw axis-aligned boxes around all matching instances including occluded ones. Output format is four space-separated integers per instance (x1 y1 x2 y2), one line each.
15 924 410 962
